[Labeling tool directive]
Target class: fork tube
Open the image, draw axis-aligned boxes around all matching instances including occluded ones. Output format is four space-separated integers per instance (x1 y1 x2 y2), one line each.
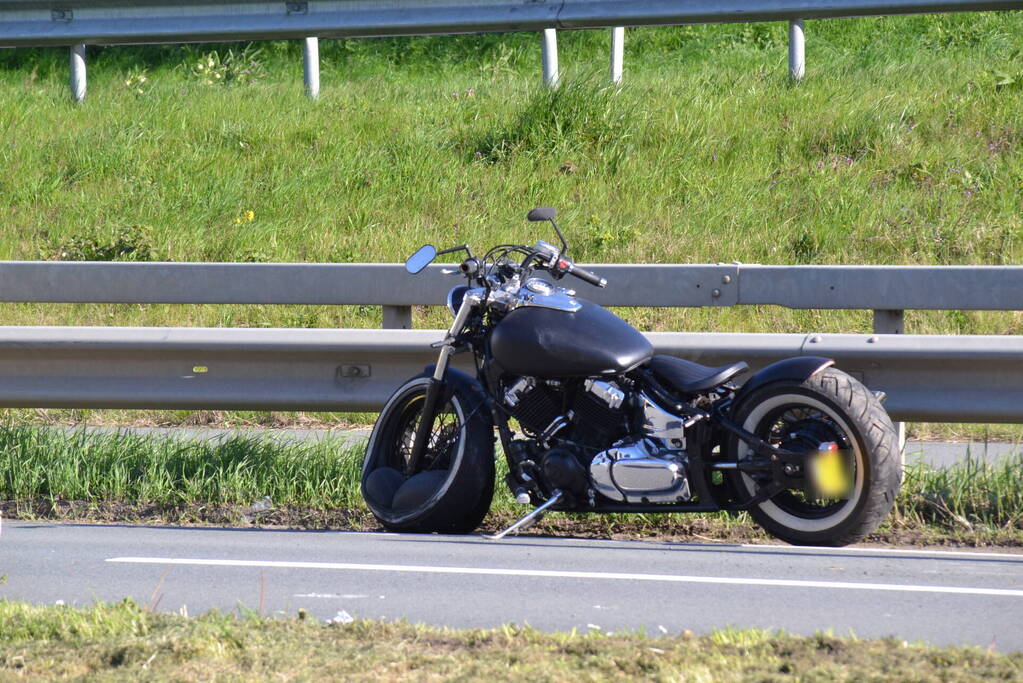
407 376 444 476
406 293 479 475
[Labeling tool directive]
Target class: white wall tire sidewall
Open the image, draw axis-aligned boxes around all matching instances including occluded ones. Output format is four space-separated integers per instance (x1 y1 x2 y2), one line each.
363 376 467 525
737 392 866 534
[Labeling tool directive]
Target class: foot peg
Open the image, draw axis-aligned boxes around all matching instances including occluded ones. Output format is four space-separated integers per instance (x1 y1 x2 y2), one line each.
483 490 564 540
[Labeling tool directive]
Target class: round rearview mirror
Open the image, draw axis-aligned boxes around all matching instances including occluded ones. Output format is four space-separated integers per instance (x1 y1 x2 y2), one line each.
405 244 437 274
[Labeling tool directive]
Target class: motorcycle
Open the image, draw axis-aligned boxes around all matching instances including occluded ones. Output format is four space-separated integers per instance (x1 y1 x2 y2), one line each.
361 207 901 546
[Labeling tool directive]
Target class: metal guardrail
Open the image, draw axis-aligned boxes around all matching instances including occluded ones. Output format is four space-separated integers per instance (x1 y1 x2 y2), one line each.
4 1 1022 98
2 0 1021 46
0 326 1018 422
2 261 1021 309
0 261 1019 421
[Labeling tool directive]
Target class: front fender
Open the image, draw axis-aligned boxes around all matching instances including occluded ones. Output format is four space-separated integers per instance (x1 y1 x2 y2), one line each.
731 356 834 409
422 364 493 424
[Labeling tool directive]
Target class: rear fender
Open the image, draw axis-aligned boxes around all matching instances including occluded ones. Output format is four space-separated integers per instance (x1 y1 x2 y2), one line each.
731 356 834 410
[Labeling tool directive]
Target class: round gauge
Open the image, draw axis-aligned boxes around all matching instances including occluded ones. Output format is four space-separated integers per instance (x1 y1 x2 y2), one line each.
525 278 555 295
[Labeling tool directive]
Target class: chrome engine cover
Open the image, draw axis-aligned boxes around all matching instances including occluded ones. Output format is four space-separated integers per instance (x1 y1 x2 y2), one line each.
589 438 691 503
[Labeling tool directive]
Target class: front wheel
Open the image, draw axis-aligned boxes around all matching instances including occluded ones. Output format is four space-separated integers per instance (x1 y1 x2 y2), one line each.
728 368 901 546
361 374 494 533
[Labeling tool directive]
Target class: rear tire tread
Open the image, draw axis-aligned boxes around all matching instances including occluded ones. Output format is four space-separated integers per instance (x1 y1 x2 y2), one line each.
733 368 901 547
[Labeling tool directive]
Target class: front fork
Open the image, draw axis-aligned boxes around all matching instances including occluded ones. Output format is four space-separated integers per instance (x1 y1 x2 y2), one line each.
406 291 481 475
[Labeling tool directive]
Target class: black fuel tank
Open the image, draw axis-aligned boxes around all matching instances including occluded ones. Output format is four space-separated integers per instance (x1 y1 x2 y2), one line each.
490 299 653 377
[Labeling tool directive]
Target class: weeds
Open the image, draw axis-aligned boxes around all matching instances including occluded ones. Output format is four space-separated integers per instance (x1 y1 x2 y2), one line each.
39 226 154 262
190 46 265 86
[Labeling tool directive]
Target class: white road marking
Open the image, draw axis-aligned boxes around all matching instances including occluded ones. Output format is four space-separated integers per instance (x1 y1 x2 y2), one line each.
740 544 1023 560
106 557 1023 598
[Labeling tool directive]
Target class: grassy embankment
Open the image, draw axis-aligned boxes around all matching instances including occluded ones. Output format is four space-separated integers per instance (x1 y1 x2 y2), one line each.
1 599 1021 680
0 14 1022 436
1 426 1020 545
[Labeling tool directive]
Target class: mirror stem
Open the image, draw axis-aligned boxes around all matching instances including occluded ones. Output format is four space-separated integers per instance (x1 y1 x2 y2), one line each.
550 219 569 255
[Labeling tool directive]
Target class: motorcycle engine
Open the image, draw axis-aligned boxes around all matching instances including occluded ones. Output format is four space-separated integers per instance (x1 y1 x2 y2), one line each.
589 438 691 503
503 377 690 505
502 377 630 448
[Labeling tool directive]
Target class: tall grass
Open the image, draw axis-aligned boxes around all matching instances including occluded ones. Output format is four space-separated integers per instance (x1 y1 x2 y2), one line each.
0 14 1020 337
1 15 1021 434
0 427 363 510
895 453 1023 531
1 426 1020 538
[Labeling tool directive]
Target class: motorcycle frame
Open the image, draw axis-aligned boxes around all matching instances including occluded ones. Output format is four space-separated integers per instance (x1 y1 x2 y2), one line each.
412 287 825 515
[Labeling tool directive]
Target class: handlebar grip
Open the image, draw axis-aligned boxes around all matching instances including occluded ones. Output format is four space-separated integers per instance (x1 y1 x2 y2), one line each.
566 262 607 288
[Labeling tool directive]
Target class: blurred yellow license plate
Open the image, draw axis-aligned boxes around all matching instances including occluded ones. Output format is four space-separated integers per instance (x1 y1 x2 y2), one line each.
808 444 853 498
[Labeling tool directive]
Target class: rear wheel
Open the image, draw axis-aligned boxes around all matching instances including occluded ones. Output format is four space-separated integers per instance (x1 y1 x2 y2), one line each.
361 374 494 533
728 368 900 546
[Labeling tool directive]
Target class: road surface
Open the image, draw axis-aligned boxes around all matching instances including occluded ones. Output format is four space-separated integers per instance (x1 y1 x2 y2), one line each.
2 521 1021 650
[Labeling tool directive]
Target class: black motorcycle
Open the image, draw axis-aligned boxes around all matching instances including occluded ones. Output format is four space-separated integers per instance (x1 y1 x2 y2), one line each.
361 207 901 546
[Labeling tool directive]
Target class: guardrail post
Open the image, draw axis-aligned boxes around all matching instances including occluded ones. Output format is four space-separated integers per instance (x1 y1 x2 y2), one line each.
382 305 413 330
70 44 86 102
788 19 805 81
610 27 624 84
874 309 907 471
541 28 559 89
873 309 905 335
303 37 320 99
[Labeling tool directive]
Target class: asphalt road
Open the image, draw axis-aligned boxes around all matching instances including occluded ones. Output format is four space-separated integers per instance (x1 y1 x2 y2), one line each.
2 521 1022 650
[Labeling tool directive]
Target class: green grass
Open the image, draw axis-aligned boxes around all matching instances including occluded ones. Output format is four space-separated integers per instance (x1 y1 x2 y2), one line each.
1 426 1020 545
1 600 1021 678
0 13 1021 336
1 15 1022 435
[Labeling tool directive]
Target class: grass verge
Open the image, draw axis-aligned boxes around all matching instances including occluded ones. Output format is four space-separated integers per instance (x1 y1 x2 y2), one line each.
1 426 1020 546
1 15 1022 442
1 599 1021 679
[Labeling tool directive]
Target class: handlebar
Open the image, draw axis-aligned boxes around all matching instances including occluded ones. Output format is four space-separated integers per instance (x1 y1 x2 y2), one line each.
555 257 607 288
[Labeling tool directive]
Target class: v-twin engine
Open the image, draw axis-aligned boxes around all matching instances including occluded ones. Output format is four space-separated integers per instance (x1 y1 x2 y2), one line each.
589 438 691 504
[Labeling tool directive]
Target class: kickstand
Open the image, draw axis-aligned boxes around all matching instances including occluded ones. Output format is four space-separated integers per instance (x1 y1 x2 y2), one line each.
483 490 564 540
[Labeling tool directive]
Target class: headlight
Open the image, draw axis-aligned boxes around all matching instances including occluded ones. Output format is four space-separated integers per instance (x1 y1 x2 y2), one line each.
447 285 469 316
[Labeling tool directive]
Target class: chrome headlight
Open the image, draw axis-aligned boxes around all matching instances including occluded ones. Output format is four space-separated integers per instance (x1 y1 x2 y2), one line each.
446 285 469 316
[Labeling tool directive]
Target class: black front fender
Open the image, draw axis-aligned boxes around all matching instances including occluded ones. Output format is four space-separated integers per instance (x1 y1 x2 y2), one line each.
422 364 493 424
731 356 834 409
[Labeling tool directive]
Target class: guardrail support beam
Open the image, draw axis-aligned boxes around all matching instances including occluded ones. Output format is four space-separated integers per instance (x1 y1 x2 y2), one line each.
874 308 907 466
303 36 320 99
788 19 805 81
382 305 413 329
610 27 624 84
541 28 559 89
873 309 905 335
70 44 86 102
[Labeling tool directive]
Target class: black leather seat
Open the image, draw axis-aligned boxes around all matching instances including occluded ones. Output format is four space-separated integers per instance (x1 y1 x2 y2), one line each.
647 354 748 395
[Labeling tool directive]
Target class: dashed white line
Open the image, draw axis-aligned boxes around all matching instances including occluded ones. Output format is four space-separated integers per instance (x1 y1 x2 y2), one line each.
105 557 1023 598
